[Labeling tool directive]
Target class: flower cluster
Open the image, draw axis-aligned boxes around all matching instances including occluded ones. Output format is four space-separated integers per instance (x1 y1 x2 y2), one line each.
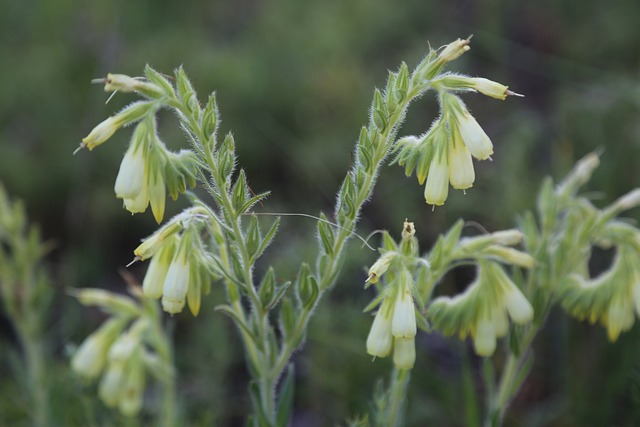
393 40 521 206
560 238 640 342
428 260 534 357
78 71 201 223
365 221 423 369
133 207 220 315
70 288 172 416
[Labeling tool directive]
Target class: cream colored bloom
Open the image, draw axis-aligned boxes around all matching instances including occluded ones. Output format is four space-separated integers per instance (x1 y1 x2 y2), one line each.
393 337 416 369
391 283 417 338
366 252 395 284
456 111 493 160
469 78 509 100
473 315 497 357
162 250 190 314
502 285 534 324
606 293 634 341
366 301 394 358
142 236 177 299
71 318 123 378
424 151 449 206
448 136 475 190
82 117 121 151
115 143 146 200
99 361 126 407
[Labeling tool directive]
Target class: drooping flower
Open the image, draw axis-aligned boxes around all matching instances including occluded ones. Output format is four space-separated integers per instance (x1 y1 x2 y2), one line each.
424 143 449 206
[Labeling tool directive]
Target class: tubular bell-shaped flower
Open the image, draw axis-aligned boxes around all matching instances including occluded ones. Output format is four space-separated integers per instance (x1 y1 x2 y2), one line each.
428 261 534 357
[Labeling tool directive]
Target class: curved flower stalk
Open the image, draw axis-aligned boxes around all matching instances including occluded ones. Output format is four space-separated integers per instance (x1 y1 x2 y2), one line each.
393 49 522 206
70 286 176 424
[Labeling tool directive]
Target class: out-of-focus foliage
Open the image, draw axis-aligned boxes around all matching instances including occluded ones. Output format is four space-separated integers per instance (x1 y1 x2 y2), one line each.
0 0 639 425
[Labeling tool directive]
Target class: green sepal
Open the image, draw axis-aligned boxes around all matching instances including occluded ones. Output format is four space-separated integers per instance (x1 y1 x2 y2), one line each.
174 66 201 118
275 365 295 427
336 174 356 223
144 65 175 98
395 62 409 102
278 297 296 340
266 281 291 312
372 89 388 130
384 72 398 112
362 292 386 313
231 169 249 213
381 231 398 252
217 132 237 183
296 264 319 310
245 215 261 260
165 150 201 200
258 267 276 311
317 213 335 255
202 92 219 147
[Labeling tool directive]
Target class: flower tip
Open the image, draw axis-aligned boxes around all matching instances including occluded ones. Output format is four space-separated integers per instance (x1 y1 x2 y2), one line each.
506 90 525 98
126 256 141 268
73 143 86 155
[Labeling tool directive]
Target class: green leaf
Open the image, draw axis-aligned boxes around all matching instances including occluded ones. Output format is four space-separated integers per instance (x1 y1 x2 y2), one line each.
279 297 296 340
202 92 219 144
317 213 335 255
218 132 237 182
240 191 271 215
275 365 295 427
258 267 276 310
254 217 280 261
144 65 175 97
232 170 249 213
266 281 291 311
215 305 260 348
246 215 261 260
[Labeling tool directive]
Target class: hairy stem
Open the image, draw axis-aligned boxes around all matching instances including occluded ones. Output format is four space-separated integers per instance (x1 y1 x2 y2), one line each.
387 368 411 427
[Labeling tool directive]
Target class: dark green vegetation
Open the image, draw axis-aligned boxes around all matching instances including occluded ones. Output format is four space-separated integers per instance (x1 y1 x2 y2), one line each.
0 0 639 425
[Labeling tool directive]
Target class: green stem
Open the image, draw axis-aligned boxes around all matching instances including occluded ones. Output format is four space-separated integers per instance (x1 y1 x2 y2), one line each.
486 327 537 426
387 368 411 427
22 333 49 427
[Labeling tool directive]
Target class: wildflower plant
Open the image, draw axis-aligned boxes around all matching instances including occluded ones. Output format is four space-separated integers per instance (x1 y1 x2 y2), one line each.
69 36 640 426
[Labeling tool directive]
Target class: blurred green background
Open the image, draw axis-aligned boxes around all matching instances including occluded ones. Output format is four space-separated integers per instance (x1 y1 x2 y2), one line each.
1 0 640 425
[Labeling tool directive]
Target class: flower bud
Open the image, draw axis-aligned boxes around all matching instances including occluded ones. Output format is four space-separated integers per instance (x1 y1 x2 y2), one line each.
366 252 395 284
468 78 510 100
74 288 140 317
485 246 535 269
134 222 182 261
115 141 147 200
437 38 471 65
81 117 121 151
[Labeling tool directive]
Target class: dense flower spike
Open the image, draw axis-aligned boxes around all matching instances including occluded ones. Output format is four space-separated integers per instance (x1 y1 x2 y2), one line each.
428 261 534 357
364 221 419 369
393 46 518 206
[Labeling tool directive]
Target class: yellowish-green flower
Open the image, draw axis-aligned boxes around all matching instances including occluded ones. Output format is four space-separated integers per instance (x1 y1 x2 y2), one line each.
448 132 475 190
424 143 449 206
